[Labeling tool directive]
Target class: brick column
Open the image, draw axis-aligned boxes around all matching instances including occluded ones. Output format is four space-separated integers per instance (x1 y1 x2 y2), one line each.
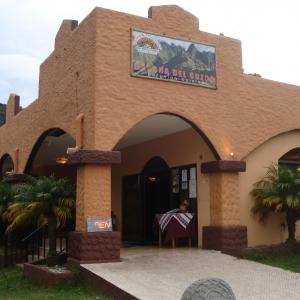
201 160 247 255
67 150 122 264
75 164 111 232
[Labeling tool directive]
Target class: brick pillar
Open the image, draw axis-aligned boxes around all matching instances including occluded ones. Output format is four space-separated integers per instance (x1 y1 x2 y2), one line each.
201 160 247 255
75 164 111 232
67 150 122 264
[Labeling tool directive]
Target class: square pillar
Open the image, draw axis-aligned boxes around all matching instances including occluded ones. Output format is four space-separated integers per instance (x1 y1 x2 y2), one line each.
75 164 111 232
67 150 121 264
201 160 247 255
209 172 241 226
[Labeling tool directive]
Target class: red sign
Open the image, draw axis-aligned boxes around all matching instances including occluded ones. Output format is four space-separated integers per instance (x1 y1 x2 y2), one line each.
87 217 113 232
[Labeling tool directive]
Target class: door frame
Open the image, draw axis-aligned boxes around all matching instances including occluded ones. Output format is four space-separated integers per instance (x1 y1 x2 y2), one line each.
122 160 198 244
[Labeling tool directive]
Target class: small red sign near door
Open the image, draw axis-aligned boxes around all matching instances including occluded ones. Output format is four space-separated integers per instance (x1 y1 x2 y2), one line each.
87 217 113 232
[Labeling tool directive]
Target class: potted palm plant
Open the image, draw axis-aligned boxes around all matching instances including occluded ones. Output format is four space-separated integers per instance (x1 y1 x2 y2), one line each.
251 164 300 243
5 176 75 266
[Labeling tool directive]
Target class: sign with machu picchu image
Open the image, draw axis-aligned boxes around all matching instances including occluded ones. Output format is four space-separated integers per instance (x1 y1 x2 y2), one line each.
131 29 216 88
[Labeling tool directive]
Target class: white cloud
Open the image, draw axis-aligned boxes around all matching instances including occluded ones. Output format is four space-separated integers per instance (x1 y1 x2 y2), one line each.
0 79 11 90
0 54 40 104
0 54 40 81
0 0 300 105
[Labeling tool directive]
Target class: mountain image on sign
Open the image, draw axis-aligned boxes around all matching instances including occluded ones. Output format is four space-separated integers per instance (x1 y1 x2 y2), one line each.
132 30 216 88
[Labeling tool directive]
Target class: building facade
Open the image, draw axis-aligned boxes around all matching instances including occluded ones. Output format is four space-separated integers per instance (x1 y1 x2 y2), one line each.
1 5 300 262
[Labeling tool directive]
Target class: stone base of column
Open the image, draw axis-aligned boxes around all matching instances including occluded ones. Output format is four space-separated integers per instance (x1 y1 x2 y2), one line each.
68 231 121 264
202 226 247 256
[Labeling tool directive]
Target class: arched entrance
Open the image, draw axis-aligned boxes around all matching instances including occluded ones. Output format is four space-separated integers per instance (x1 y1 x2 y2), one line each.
123 156 171 244
278 147 300 171
112 113 217 247
24 128 76 182
0 154 14 179
142 156 171 243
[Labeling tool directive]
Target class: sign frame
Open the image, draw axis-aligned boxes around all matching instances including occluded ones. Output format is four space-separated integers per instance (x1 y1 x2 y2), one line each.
87 217 113 232
130 28 217 89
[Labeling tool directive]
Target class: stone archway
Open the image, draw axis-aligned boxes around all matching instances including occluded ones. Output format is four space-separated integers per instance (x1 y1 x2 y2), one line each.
113 112 220 160
23 128 76 182
111 113 218 247
240 130 300 247
0 153 14 179
278 147 300 171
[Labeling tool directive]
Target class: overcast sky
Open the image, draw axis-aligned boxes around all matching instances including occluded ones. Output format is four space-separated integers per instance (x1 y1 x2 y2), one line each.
0 0 299 107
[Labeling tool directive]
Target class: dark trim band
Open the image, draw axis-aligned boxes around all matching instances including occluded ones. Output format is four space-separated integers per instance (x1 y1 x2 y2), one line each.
3 173 31 184
201 160 246 173
68 150 121 165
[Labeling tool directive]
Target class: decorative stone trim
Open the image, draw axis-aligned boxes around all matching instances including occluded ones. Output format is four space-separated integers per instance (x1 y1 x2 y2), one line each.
181 278 236 300
68 231 121 263
202 226 247 256
201 160 246 173
68 150 121 165
3 173 31 184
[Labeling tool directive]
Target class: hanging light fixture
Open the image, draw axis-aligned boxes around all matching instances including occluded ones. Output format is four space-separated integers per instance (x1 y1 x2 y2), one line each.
148 176 157 182
56 156 68 164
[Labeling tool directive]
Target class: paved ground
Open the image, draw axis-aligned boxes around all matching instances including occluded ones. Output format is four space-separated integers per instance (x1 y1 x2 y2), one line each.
82 247 300 300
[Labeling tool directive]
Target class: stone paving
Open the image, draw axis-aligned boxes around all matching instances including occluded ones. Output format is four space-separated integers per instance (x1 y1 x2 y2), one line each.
82 247 300 300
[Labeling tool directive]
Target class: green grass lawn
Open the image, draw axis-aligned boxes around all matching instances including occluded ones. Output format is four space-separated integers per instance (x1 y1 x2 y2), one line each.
242 251 300 273
0 267 112 300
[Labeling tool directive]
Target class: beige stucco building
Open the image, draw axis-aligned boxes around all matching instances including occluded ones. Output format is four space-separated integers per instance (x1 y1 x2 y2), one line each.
1 5 300 262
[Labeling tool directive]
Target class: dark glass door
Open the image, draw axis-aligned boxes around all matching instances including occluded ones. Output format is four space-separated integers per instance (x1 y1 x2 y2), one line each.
122 157 171 244
122 174 143 244
143 168 171 243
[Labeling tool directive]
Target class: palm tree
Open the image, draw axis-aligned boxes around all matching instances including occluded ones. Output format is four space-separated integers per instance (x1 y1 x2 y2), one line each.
251 164 300 243
5 176 75 261
0 182 14 236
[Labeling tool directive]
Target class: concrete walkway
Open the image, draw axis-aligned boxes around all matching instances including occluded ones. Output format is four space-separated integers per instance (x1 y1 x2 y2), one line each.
82 247 300 300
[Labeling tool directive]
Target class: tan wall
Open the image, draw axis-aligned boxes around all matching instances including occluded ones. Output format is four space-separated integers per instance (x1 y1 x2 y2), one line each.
111 128 215 247
240 130 300 246
93 5 300 161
